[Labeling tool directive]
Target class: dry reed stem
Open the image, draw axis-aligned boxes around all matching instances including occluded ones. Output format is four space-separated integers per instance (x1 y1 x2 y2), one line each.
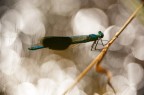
63 4 143 95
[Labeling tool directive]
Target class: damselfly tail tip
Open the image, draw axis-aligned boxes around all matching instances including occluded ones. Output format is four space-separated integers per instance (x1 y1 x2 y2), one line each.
28 46 45 50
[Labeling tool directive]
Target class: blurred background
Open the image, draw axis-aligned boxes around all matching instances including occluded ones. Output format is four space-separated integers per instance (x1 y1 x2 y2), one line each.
0 0 144 95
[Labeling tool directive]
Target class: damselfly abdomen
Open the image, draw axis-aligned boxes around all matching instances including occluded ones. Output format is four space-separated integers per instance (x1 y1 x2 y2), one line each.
29 31 104 50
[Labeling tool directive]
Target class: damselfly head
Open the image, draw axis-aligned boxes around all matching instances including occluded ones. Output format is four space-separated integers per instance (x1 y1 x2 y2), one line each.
98 31 104 38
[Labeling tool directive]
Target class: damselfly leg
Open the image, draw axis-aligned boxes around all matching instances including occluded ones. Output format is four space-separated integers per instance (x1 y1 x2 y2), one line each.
91 39 99 51
91 39 109 51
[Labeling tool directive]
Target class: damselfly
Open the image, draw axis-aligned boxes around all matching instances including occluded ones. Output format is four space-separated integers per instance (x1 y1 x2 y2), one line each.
28 31 106 51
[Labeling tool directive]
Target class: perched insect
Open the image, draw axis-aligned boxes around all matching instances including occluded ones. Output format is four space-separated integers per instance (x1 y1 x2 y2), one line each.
28 31 106 51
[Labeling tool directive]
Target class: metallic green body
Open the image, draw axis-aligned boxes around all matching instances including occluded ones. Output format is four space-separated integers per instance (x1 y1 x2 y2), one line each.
28 31 104 50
